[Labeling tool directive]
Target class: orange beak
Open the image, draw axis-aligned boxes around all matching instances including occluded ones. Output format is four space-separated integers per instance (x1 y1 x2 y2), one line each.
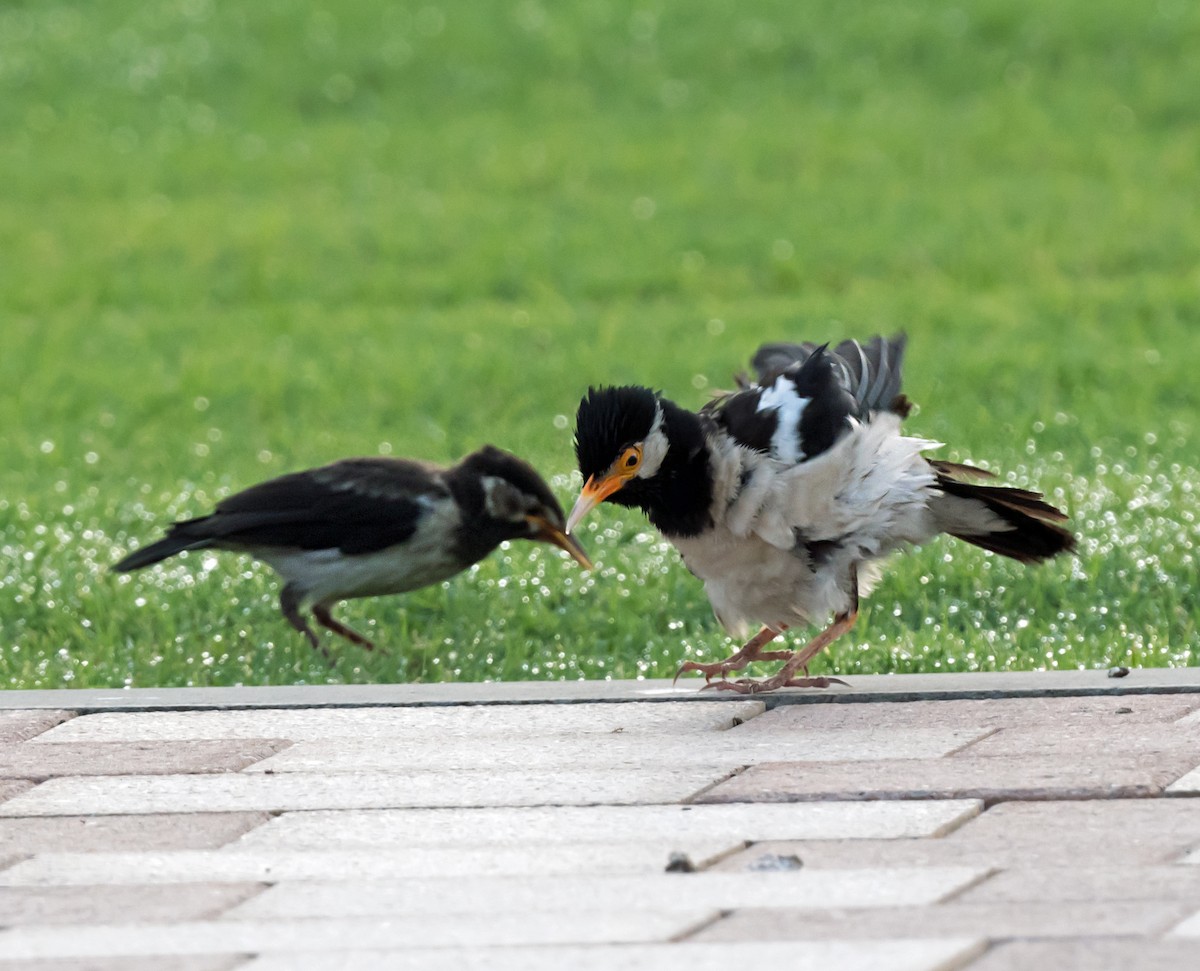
566 470 631 534
528 515 594 570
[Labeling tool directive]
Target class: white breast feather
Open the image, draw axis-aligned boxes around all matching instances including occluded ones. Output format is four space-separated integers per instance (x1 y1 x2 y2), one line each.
757 414 940 551
673 413 944 634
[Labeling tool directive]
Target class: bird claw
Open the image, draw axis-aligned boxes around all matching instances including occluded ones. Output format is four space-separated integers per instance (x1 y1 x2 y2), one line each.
701 676 849 694
672 660 723 685
672 649 798 686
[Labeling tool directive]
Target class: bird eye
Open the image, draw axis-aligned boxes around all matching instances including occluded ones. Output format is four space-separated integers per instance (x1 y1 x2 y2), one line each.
620 446 642 472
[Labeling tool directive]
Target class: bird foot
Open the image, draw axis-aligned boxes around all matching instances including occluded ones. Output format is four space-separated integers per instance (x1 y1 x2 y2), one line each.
673 651 795 685
701 676 849 694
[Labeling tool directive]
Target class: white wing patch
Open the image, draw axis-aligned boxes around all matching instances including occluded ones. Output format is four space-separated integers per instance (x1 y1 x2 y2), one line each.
756 376 810 464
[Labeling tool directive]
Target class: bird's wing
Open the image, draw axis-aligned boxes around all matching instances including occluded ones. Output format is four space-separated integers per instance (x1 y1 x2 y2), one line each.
177 458 451 555
747 414 941 552
750 334 909 414
707 334 911 468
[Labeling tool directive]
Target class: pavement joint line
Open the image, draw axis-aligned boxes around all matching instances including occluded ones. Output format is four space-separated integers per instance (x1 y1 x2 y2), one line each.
682 766 750 805
934 866 1002 905
669 907 733 943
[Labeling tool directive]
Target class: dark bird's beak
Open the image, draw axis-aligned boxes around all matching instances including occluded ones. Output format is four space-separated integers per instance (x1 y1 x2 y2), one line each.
528 515 594 570
566 471 628 533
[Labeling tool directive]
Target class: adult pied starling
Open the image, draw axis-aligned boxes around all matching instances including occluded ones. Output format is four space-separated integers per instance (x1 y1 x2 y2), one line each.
568 334 1075 693
114 445 592 654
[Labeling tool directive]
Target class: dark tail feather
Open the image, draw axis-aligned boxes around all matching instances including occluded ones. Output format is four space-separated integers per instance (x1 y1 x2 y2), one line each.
112 532 208 572
929 461 1076 564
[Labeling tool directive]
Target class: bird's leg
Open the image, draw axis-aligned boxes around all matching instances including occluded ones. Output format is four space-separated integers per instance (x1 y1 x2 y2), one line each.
709 565 859 694
312 602 379 652
673 624 794 684
280 584 330 660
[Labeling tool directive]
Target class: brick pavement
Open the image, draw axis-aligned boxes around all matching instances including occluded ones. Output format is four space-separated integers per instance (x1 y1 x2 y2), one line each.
0 673 1197 969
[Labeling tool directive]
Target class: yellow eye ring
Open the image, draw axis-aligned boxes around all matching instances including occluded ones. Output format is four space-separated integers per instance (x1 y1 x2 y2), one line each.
618 445 643 475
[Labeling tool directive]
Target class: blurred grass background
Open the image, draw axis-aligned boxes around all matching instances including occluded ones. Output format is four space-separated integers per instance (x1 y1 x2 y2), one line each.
2 0 1197 688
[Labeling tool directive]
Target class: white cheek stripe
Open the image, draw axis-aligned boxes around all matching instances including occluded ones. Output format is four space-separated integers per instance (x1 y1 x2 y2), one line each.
756 377 810 464
637 402 669 479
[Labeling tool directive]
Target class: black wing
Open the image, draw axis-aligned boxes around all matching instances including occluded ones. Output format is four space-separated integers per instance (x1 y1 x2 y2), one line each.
751 334 908 416
705 334 909 465
176 457 449 555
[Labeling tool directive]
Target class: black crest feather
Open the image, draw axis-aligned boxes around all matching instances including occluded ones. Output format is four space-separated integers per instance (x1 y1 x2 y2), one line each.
574 386 659 480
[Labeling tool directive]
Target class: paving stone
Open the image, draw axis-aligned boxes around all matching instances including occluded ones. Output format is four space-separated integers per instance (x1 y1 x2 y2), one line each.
0 882 265 926
0 740 291 780
1174 707 1200 725
955 718 1200 757
694 751 1199 803
235 801 982 850
0 912 717 959
0 767 736 816
0 781 34 805
244 727 993 775
238 939 986 971
0 959 245 971
957 866 1200 903
31 701 765 744
690 899 1194 941
0 844 742 885
226 867 989 919
0 710 76 744
959 939 1200 971
713 798 1200 869
1165 763 1200 793
1169 908 1200 935
736 695 1200 734
0 812 270 854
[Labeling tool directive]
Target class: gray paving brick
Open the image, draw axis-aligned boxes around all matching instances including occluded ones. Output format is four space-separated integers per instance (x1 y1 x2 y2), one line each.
0 710 76 744
713 798 1200 869
0 812 270 854
0 781 34 805
0 959 245 971
235 801 982 850
1165 763 1200 793
961 940 1200 971
694 751 1199 803
0 767 736 816
958 866 1200 903
238 939 986 971
954 719 1200 757
226 868 989 919
31 701 765 744
0 912 717 959
0 844 742 885
0 882 265 926
1174 706 1200 725
244 727 993 775
690 899 1194 941
0 740 291 780
1170 908 1200 935
737 695 1200 734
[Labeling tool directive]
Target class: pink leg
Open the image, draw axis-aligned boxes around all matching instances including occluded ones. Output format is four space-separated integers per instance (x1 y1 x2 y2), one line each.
312 603 379 652
280 585 331 660
673 625 793 684
708 566 859 695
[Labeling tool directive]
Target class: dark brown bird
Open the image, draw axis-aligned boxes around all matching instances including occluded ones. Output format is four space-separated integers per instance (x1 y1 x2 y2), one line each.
115 446 592 653
568 334 1075 693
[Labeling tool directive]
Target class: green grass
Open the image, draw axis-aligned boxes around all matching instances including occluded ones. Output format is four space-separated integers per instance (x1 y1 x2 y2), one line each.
2 0 1197 688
